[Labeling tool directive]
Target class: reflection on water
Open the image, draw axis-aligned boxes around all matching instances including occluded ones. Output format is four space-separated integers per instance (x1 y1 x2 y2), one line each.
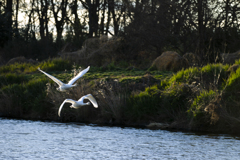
0 118 240 159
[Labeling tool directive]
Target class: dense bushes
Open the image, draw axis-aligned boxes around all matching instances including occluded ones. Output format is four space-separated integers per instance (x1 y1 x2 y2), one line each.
38 58 72 71
126 85 162 121
0 58 71 119
0 73 28 87
0 78 52 118
126 81 193 123
187 90 217 127
0 57 72 73
166 64 229 89
125 62 240 132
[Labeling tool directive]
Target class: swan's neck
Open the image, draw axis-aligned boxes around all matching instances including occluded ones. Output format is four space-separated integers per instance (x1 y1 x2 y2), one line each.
79 101 90 106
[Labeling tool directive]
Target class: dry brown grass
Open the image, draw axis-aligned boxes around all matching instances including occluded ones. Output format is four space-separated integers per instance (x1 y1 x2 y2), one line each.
46 76 129 123
59 36 123 67
150 51 189 72
94 80 128 123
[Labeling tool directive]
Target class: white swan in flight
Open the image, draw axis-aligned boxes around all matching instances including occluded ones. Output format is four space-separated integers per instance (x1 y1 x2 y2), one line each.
38 66 90 92
58 94 98 117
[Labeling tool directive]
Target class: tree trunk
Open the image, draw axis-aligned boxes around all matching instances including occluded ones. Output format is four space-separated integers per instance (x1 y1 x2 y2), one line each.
15 0 19 36
72 0 81 39
197 0 204 60
105 0 111 36
51 0 67 43
100 0 107 35
6 0 13 40
39 0 45 40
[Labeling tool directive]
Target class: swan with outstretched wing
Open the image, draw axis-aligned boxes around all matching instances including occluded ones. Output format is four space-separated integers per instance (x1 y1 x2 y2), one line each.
58 94 98 117
38 66 90 92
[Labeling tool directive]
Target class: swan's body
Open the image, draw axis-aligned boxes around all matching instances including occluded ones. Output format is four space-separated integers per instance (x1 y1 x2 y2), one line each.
38 66 90 92
58 94 98 117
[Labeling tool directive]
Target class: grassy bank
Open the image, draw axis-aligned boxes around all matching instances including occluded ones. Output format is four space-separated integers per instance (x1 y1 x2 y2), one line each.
1 58 240 134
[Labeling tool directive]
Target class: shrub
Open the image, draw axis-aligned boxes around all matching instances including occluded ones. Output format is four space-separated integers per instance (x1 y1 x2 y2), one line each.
0 63 36 73
38 58 72 71
188 90 217 124
0 73 28 87
94 80 129 123
166 64 229 90
0 78 53 118
23 78 52 116
127 90 161 121
127 82 193 122
162 83 192 110
126 85 161 120
0 58 73 74
168 67 199 85
225 67 240 92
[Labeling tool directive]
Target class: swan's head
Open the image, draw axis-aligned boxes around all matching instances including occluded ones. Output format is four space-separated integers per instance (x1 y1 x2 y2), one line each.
57 87 65 91
57 87 67 92
73 83 78 87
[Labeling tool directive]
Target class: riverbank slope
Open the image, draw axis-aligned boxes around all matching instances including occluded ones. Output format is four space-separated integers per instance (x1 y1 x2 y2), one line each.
1 58 240 134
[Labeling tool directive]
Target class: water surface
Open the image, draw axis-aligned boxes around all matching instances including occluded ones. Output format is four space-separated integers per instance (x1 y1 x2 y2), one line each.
0 118 239 159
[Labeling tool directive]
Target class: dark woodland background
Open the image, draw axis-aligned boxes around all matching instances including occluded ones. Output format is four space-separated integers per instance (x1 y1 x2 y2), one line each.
0 0 240 64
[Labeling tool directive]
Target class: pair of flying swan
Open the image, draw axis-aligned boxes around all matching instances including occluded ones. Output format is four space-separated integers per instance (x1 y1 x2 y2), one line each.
38 66 98 117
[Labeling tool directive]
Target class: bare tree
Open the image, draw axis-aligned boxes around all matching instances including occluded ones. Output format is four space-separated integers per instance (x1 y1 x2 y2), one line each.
68 0 87 41
35 0 50 40
6 0 13 40
50 0 68 43
108 0 126 36
99 0 107 35
24 0 37 41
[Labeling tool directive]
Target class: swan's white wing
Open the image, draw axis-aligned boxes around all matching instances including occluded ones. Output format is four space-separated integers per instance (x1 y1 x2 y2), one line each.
81 94 98 108
38 68 64 86
68 66 90 85
58 99 76 117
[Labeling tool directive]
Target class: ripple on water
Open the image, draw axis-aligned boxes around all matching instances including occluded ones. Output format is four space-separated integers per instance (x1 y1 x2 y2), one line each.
0 118 240 159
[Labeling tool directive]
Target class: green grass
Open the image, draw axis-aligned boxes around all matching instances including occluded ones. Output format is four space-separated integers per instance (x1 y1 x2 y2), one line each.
0 63 35 73
0 78 49 114
126 85 162 121
226 67 240 91
164 63 229 90
0 58 72 74
38 58 72 71
0 73 28 87
223 66 240 101
188 90 217 118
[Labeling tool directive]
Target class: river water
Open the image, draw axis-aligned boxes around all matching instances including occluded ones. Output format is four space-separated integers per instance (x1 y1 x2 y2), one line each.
0 118 240 159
